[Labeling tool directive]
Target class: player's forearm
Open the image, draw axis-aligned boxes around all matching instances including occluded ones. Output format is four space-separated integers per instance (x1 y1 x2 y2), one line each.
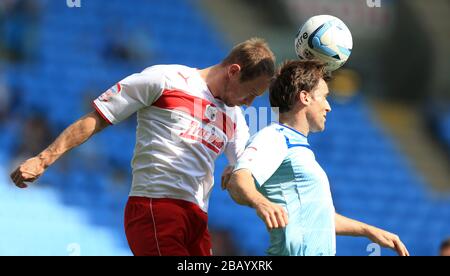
226 169 267 208
335 213 370 237
37 111 108 168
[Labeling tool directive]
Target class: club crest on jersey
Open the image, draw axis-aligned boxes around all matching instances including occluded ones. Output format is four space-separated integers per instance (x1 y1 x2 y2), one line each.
99 83 122 102
205 105 218 122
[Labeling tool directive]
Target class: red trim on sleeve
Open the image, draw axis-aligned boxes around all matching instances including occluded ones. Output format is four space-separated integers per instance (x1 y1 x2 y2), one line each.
92 101 113 125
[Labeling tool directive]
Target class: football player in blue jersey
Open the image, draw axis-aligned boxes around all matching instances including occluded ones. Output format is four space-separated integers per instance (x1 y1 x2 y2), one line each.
224 60 409 256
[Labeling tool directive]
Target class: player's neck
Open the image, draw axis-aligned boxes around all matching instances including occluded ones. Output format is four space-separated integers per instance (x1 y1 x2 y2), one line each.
279 112 309 137
198 65 224 100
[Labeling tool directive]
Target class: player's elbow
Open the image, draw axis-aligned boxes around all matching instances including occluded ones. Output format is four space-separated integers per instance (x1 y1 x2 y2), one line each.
225 174 241 199
226 170 245 192
225 171 254 206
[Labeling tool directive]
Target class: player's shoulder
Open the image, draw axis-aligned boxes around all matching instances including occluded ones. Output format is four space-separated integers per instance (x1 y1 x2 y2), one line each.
270 122 308 142
251 123 287 143
142 64 202 89
264 123 289 136
142 64 196 77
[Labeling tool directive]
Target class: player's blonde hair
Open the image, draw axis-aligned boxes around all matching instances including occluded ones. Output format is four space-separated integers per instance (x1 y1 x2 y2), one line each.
222 38 276 82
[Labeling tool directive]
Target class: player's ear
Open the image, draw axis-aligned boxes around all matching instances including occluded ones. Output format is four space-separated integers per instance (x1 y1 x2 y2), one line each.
299 90 311 106
228 64 241 80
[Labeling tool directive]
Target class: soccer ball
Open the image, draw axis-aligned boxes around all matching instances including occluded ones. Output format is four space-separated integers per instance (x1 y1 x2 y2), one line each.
295 15 353 71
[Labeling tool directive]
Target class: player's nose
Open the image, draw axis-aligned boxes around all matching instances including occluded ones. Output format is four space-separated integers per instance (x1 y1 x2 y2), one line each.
325 100 332 112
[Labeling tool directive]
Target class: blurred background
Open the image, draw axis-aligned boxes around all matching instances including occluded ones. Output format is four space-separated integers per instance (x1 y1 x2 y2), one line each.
0 0 449 256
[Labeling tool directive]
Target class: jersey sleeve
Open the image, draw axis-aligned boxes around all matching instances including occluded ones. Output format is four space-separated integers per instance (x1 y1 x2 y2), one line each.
93 67 165 124
223 107 250 166
233 127 288 186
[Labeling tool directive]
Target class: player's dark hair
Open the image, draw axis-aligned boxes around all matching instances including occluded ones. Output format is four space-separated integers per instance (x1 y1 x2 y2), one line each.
222 38 276 82
269 60 331 113
441 238 450 251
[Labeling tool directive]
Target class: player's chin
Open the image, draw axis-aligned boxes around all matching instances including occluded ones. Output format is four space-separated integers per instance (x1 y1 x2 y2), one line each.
224 102 237 107
320 120 327 131
312 123 326 133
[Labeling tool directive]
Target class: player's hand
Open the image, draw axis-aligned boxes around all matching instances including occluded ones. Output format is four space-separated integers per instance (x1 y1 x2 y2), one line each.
221 166 234 190
10 157 46 189
366 226 410 256
254 199 288 230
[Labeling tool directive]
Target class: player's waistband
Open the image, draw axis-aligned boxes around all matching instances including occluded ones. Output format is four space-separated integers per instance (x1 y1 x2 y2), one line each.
127 196 206 214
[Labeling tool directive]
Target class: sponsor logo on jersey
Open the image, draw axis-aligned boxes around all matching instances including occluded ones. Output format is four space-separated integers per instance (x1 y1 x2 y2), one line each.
205 105 218 122
180 121 225 154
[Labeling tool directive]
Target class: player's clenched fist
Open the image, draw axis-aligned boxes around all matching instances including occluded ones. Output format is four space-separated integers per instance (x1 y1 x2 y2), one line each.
10 157 46 189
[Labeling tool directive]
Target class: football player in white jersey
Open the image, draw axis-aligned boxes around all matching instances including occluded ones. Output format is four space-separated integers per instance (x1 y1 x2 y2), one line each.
10 38 278 256
225 60 409 256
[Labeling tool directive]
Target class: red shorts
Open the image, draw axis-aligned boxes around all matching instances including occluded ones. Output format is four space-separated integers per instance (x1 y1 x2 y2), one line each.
124 197 212 256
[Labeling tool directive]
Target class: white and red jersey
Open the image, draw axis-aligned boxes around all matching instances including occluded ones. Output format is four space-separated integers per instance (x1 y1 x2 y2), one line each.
93 65 249 212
